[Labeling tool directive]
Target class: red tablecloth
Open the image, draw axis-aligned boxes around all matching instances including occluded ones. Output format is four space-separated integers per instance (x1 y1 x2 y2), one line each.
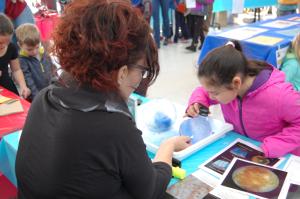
35 12 59 41
0 87 30 138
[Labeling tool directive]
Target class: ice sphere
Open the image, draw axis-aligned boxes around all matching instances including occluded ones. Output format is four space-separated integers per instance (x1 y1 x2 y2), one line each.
179 116 213 144
144 99 177 132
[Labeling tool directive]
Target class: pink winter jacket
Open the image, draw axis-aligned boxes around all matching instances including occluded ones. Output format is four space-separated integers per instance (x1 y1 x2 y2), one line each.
188 68 300 158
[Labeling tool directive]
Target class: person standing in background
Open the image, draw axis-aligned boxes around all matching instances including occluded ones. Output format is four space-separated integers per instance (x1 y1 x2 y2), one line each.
152 0 171 48
277 0 300 16
1 0 35 44
4 0 35 28
186 0 214 52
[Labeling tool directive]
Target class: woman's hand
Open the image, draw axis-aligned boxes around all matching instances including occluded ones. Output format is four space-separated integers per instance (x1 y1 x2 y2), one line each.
19 86 31 99
164 136 191 152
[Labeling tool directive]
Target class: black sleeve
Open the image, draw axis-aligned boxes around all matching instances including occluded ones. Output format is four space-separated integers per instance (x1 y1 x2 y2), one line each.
117 117 172 199
8 43 19 60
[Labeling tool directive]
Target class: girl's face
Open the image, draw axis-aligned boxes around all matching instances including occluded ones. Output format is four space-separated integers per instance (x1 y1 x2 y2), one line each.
200 77 241 104
0 35 12 51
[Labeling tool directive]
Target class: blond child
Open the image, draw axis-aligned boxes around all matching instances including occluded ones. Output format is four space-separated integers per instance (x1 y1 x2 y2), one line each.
0 13 30 98
16 23 53 100
281 33 300 91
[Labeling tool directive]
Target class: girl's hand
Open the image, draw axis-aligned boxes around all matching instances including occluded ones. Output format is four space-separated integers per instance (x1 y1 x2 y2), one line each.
20 86 31 99
186 103 201 117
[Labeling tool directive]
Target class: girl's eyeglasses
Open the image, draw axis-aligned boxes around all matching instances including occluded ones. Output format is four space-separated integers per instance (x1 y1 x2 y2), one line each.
129 64 150 79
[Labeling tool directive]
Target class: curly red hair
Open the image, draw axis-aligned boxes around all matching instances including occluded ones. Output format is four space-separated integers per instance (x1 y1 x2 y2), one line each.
53 0 159 91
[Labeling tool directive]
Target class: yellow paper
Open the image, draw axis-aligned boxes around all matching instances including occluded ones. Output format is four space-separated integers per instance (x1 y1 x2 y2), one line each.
0 95 12 104
0 99 24 116
247 36 283 46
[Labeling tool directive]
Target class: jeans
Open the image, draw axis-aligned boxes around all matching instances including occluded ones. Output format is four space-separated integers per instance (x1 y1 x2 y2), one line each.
174 11 189 42
0 0 5 13
152 0 170 48
13 5 35 28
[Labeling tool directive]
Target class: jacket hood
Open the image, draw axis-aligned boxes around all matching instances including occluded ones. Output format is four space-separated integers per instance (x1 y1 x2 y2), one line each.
19 46 45 58
246 66 286 96
284 52 297 60
47 73 132 119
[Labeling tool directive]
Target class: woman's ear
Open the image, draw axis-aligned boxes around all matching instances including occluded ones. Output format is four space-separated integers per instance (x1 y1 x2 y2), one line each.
232 76 242 90
117 65 129 85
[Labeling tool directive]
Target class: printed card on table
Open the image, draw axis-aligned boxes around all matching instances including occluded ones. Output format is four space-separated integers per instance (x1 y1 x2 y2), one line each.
278 155 300 199
278 182 300 199
220 158 288 199
260 20 299 29
218 27 267 40
247 35 283 46
199 139 284 178
287 16 300 22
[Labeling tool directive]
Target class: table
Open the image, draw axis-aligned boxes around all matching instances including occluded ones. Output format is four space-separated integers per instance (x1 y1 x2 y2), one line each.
0 130 290 188
198 14 300 68
0 87 30 138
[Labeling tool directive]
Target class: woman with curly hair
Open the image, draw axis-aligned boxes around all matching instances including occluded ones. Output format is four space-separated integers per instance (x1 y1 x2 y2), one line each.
15 0 190 198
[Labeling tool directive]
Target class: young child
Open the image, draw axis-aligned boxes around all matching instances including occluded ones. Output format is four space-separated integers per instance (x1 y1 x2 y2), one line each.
16 23 53 100
281 33 300 91
173 0 189 43
0 13 30 98
186 40 300 158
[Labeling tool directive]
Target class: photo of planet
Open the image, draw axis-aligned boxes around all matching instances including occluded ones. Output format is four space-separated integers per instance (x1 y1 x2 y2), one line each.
251 155 271 165
232 165 280 193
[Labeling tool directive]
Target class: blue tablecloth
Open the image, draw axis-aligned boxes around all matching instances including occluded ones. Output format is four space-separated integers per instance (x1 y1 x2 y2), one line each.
198 14 300 68
0 130 290 188
213 0 277 12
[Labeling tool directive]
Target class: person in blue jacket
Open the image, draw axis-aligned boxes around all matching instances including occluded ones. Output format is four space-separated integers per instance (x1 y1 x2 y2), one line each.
281 33 300 91
16 23 53 100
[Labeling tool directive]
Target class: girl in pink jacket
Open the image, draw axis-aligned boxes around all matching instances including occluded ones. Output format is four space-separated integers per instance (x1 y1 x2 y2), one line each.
186 40 300 158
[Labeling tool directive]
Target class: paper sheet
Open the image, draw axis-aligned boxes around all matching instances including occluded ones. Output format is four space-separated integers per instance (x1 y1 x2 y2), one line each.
260 20 299 29
287 16 300 22
192 169 219 188
185 0 196 8
0 100 24 116
209 186 249 199
284 155 300 184
0 95 12 103
218 27 268 40
247 35 283 46
276 28 300 37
